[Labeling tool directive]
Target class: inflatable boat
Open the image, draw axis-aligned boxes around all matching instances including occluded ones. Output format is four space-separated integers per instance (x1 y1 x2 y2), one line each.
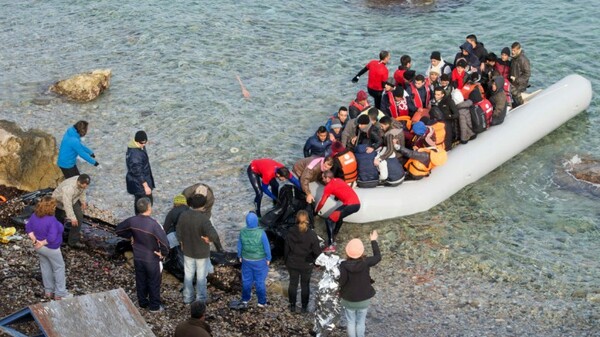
311 74 593 223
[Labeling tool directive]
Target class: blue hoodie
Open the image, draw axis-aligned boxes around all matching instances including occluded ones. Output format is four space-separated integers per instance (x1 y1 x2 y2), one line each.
237 212 272 261
57 126 96 168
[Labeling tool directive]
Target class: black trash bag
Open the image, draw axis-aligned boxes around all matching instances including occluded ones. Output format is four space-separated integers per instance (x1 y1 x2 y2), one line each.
260 184 314 259
163 246 240 282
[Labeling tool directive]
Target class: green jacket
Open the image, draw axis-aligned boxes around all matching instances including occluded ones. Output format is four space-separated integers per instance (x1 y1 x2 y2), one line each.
240 228 267 260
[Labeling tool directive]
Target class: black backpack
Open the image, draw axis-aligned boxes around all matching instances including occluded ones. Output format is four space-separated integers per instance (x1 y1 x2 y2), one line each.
470 104 487 134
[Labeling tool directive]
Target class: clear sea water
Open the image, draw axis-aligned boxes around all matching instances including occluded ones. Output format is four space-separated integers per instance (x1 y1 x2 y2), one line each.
1 0 598 297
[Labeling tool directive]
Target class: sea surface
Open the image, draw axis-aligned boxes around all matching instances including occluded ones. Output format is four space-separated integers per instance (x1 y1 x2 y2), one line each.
1 0 599 301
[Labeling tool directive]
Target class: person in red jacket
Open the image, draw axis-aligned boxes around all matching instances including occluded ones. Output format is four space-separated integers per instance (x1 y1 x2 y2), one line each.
352 51 391 110
315 171 361 253
248 159 300 217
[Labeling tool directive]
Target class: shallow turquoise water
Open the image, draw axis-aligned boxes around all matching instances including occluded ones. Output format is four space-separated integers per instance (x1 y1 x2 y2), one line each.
0 0 598 295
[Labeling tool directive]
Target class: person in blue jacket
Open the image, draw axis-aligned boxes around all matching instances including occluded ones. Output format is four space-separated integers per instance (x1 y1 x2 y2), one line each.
126 131 155 214
303 126 332 158
237 211 272 308
57 121 98 178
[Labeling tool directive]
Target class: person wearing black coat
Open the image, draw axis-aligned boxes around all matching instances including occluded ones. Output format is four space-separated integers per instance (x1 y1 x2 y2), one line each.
340 230 381 337
284 210 321 313
430 87 459 148
125 130 155 214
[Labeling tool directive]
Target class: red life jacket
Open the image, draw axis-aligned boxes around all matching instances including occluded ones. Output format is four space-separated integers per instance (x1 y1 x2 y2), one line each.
494 62 510 80
409 82 431 109
503 78 512 105
394 68 407 87
475 99 494 127
349 99 369 113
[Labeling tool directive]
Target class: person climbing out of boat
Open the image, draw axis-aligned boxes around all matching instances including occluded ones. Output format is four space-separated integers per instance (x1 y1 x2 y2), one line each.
451 60 469 90
509 41 531 107
489 75 509 126
57 120 99 179
303 126 332 158
248 158 300 217
379 78 396 118
350 112 383 152
374 117 406 187
399 145 448 180
408 74 431 122
315 170 360 253
393 54 412 88
351 50 390 110
430 86 459 150
426 51 452 77
495 47 511 81
292 156 334 204
348 90 370 119
330 141 358 186
325 107 349 140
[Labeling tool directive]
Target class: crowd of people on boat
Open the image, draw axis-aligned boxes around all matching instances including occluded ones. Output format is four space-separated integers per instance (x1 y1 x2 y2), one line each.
21 34 531 337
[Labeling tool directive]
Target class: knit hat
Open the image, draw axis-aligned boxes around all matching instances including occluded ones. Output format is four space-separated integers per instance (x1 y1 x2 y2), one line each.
356 90 368 101
330 118 342 129
173 194 187 205
430 51 441 61
456 59 468 68
403 70 416 82
357 114 370 125
330 141 346 156
469 87 483 103
412 121 426 135
345 239 364 259
383 77 395 87
393 86 404 98
501 47 510 55
134 130 148 143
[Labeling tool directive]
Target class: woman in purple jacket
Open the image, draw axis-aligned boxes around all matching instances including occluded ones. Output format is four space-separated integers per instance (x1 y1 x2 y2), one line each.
26 196 70 300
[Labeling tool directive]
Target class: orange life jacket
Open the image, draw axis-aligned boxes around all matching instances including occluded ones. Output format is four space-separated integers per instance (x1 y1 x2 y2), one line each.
431 122 446 150
336 151 358 183
460 83 486 100
404 147 447 177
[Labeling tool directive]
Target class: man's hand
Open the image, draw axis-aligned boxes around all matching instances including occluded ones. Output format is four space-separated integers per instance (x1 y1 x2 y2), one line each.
154 251 163 260
143 184 152 196
351 76 359 83
370 230 378 241
329 133 336 142
266 260 270 266
81 202 87 210
306 194 315 204
373 158 381 166
351 136 357 145
366 147 374 154
201 236 211 244
70 218 79 226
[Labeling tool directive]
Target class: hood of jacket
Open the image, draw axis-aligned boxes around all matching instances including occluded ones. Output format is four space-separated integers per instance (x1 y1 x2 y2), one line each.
493 76 505 93
460 42 474 55
246 212 259 228
66 126 81 140
128 139 142 149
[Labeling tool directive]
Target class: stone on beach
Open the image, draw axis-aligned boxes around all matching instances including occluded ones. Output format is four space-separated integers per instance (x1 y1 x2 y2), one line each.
0 120 62 191
49 69 112 102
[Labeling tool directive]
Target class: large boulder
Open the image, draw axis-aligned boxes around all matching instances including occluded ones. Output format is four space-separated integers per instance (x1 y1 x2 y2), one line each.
554 155 600 197
0 120 63 191
49 69 111 102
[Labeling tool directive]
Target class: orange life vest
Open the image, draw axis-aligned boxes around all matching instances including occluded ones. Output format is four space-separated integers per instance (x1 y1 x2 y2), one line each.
431 122 446 150
336 151 358 183
460 83 486 100
404 147 447 177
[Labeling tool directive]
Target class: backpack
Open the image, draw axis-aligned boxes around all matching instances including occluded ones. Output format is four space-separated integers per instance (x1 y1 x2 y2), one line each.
470 104 487 134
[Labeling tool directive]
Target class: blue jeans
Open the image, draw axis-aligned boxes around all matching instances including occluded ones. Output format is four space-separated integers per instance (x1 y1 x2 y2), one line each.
183 256 209 303
344 307 368 337
241 258 269 305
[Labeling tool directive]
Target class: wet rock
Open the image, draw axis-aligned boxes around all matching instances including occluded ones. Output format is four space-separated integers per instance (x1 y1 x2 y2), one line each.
0 121 62 191
554 155 600 197
49 69 111 102
586 293 600 303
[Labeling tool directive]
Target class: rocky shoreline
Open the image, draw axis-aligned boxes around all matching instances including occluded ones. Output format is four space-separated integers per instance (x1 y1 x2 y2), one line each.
1 186 598 336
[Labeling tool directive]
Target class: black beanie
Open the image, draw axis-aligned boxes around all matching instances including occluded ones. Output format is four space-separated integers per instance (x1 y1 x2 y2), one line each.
430 51 441 61
501 47 510 55
134 131 148 142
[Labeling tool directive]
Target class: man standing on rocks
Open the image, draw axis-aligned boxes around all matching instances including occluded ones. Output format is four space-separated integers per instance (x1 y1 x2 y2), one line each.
177 194 224 304
52 174 90 249
116 197 169 312
57 120 99 178
126 130 155 214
